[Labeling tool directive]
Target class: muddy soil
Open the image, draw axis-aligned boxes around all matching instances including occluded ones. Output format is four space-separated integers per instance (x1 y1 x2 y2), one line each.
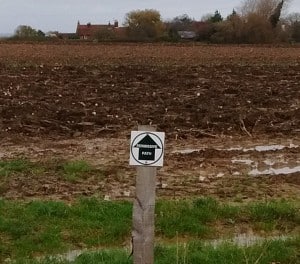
0 43 299 201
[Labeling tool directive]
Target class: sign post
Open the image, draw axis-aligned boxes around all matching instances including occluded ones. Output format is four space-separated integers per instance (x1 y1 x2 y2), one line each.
130 125 165 264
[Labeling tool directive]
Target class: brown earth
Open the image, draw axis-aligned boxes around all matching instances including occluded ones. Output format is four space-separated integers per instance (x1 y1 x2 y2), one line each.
0 43 299 201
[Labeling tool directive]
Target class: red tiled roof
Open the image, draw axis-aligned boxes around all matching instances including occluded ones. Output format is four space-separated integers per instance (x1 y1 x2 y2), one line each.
76 22 128 39
76 24 113 37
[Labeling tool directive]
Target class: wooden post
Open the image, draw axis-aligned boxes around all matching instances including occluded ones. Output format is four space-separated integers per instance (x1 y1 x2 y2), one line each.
132 125 157 264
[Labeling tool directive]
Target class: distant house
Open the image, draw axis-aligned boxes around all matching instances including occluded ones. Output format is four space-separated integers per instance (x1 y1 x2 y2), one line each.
45 31 59 38
178 31 196 39
76 21 127 40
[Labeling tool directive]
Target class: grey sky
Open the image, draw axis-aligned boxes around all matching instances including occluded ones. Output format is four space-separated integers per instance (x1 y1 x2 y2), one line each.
0 0 300 34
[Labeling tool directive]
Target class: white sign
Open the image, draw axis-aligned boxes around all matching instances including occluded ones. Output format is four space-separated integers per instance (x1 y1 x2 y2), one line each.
130 131 165 167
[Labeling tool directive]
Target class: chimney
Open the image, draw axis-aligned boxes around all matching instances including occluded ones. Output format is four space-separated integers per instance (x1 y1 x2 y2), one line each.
114 20 119 28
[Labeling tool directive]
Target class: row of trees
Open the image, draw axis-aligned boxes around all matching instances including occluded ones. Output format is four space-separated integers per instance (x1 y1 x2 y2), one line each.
10 0 300 43
123 0 300 43
207 0 300 43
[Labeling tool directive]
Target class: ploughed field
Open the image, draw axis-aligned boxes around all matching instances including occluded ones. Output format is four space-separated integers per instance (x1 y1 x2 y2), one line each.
0 43 299 201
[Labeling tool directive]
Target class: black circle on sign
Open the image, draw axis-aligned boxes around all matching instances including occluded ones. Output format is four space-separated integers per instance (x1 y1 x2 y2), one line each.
131 132 164 166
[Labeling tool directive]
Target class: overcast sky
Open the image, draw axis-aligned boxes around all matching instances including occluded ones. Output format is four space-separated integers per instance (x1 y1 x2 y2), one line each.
0 0 300 34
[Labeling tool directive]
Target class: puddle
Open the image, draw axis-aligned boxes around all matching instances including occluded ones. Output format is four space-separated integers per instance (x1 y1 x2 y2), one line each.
232 159 254 165
225 147 243 151
216 172 225 178
173 148 204 154
36 247 115 262
35 234 293 263
263 159 276 166
60 249 84 262
35 249 85 262
249 166 300 176
228 143 299 153
248 145 285 152
173 143 299 155
242 143 298 152
208 234 291 248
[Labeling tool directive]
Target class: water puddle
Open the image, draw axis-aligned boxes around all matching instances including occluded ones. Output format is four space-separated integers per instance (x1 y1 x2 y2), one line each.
173 142 299 178
36 248 105 262
173 148 204 154
243 144 298 152
232 159 254 165
173 143 299 155
249 166 300 176
35 234 293 263
263 159 276 166
208 234 291 248
59 249 84 262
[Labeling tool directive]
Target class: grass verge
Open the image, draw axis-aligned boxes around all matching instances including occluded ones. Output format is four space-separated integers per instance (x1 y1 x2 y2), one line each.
13 237 300 264
0 199 132 261
0 197 299 261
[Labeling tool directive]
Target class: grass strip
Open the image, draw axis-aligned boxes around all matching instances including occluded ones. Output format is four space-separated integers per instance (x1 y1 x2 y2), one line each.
13 237 300 264
0 198 299 261
0 159 37 177
0 159 107 183
0 198 132 261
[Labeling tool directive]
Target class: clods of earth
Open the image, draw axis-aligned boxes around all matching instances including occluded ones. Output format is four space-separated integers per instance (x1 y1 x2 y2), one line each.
0 43 299 201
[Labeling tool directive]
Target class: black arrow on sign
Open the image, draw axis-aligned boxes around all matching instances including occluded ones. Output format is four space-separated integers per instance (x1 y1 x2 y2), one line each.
134 134 161 161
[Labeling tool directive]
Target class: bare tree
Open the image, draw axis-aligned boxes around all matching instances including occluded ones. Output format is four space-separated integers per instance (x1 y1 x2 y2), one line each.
285 12 300 24
239 0 290 18
233 0 291 43
285 12 300 42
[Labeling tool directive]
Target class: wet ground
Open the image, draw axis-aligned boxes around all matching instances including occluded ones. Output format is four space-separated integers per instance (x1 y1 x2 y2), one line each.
0 135 299 201
0 43 299 201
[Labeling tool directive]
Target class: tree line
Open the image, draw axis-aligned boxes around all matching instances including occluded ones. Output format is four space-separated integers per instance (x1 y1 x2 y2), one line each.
9 0 300 43
124 0 300 43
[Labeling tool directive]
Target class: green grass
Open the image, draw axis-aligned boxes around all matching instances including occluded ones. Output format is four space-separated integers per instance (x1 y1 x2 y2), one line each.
0 198 299 262
156 197 239 237
62 160 92 182
153 238 300 264
248 200 299 232
249 200 298 221
0 159 35 177
13 237 300 264
0 158 107 183
0 198 132 260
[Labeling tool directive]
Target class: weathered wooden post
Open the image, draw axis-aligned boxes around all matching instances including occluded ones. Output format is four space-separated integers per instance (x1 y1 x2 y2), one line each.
130 125 165 264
